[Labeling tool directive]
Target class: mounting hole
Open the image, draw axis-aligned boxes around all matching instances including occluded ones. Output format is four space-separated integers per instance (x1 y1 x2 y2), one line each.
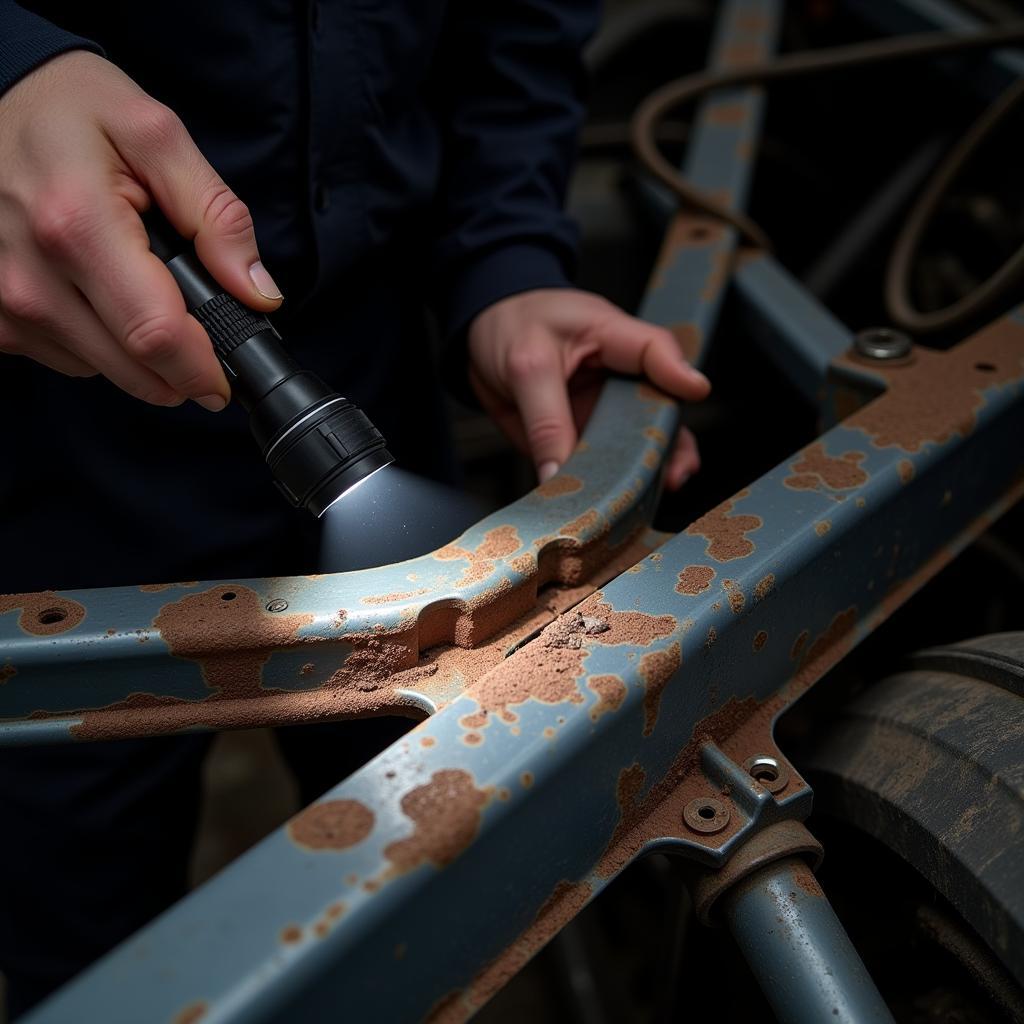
698 804 716 819
745 755 789 793
37 607 67 625
683 797 730 834
221 591 237 602
974 362 997 373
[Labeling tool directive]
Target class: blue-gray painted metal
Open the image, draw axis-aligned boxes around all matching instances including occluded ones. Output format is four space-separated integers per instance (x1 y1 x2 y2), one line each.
732 252 856 405
724 858 896 1023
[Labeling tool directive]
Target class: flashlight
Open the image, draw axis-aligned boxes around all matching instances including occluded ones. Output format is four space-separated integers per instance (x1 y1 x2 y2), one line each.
144 210 393 517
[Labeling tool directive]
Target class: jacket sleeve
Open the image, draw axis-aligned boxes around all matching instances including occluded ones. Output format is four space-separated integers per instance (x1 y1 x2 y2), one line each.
0 1 102 95
429 0 598 341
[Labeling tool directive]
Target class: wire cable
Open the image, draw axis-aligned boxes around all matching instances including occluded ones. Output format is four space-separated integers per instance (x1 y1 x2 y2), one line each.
631 23 1024 333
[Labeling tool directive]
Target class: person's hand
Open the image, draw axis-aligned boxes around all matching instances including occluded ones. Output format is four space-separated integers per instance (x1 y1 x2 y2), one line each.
0 51 283 410
467 288 710 489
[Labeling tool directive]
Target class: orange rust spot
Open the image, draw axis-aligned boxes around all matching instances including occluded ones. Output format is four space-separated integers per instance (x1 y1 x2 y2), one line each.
362 588 431 605
644 426 668 446
588 674 627 721
676 564 715 596
670 322 703 363
841 322 1022 451
460 598 676 727
815 520 832 536
326 902 345 920
639 642 681 736
314 922 329 938
791 630 809 661
521 771 534 788
752 574 775 602
281 925 302 944
463 732 482 746
722 580 745 614
0 591 86 636
535 474 583 498
784 442 868 492
721 42 765 66
706 626 717 649
435 526 522 588
792 608 858 691
707 102 747 124
288 799 375 851
753 630 768 652
384 769 488 873
0 663 16 685
635 382 673 405
510 553 535 576
898 459 915 483
174 1003 208 1024
608 489 636 518
561 509 601 538
420 736 435 747
686 495 762 561
643 448 660 470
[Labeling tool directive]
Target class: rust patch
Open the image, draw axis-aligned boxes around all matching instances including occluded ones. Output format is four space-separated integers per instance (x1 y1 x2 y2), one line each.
722 580 745 614
588 674 627 721
753 630 768 652
140 582 197 593
898 459 915 483
644 425 668 446
460 597 676 728
792 607 858 692
420 736 435 747
0 591 86 636
676 564 716 596
561 509 601 539
288 799 375 851
685 495 761 561
0 663 15 684
700 247 732 303
362 588 431 605
384 770 488 873
535 475 583 498
640 642 682 736
670 322 703 363
281 925 302 944
706 626 717 649
463 732 482 746
174 1003 208 1024
635 382 674 406
436 526 522 588
784 442 868 492
789 859 823 898
815 520 831 536
752 574 774 602
643 448 660 470
521 772 534 788
707 102 747 124
791 630 809 661
721 42 766 67
510 553 535 576
430 880 593 1024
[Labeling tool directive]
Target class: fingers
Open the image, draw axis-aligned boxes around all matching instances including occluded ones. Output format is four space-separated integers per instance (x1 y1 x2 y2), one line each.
589 312 711 402
505 338 577 481
31 191 230 407
0 262 186 404
108 100 282 310
664 426 701 491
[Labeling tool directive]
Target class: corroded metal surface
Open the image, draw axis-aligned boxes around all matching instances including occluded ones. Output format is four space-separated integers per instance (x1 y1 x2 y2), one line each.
24 309 1024 1024
0 383 676 744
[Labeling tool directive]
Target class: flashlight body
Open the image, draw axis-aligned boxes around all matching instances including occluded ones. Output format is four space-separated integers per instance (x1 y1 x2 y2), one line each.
145 211 392 515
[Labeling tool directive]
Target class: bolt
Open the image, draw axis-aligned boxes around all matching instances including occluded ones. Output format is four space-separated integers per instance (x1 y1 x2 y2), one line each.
266 599 289 613
854 327 912 361
683 797 730 834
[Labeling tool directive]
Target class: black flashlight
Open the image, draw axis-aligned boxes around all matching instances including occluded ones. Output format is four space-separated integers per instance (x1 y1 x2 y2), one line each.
144 210 393 517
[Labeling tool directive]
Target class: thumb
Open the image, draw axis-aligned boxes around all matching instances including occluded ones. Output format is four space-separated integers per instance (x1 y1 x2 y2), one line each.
114 103 282 310
507 344 577 482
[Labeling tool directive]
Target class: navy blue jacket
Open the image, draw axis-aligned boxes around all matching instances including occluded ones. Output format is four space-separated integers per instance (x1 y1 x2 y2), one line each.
0 1 595 340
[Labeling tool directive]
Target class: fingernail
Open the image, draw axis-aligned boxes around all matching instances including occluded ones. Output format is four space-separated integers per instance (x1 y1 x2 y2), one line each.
687 366 711 389
194 394 227 412
538 460 559 483
164 393 187 407
249 261 283 300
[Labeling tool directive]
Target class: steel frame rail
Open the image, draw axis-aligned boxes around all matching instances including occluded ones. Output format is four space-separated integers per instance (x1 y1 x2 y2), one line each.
3 2 1023 1021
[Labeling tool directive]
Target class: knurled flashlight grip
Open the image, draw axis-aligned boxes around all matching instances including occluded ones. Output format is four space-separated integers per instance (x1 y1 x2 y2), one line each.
142 208 393 516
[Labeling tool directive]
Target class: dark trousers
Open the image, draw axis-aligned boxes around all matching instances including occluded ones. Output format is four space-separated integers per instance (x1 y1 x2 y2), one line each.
0 282 456 1017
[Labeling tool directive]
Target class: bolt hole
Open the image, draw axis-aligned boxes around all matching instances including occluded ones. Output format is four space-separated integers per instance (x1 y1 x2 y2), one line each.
221 591 237 602
747 756 780 783
697 804 717 819
37 607 67 625
975 361 997 373
688 226 711 242
753 767 778 782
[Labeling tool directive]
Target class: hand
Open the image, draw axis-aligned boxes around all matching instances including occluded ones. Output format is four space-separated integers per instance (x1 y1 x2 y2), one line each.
0 51 283 410
467 288 710 489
